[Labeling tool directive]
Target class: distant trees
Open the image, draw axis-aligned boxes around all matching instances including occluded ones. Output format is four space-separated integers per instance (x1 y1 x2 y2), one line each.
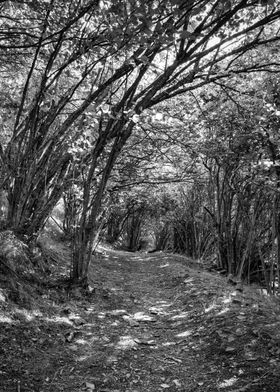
195 70 280 292
1 0 280 285
139 68 280 292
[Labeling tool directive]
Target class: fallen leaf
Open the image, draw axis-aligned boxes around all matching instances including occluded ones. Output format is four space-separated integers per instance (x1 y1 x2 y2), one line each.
173 379 182 387
225 347 236 353
128 320 140 327
134 338 155 345
165 356 182 363
85 381 96 391
235 328 245 336
72 317 86 326
160 384 170 389
65 331 75 342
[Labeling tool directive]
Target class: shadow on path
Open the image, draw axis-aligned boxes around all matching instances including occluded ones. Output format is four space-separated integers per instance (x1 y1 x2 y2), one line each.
1 248 280 391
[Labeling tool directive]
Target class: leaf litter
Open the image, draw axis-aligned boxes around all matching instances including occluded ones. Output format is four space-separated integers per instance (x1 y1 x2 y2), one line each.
0 238 280 391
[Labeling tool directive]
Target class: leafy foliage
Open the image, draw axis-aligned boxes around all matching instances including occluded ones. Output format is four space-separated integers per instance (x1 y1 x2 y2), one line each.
1 0 280 283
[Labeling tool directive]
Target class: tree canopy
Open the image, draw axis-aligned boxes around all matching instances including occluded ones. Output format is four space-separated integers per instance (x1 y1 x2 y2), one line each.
1 0 280 284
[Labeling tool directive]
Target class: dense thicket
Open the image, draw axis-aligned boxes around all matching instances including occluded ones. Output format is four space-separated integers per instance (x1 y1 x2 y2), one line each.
105 69 280 293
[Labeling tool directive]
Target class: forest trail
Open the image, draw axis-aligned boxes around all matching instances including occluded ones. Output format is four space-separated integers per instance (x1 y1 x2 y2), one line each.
1 246 280 391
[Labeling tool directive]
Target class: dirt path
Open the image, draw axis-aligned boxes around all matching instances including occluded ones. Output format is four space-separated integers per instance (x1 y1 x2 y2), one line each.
1 248 280 391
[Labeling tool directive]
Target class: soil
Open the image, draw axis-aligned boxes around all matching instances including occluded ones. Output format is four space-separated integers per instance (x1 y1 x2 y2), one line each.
1 238 280 392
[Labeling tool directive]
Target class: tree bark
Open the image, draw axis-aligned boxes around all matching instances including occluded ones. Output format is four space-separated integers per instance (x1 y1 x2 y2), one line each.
70 124 133 284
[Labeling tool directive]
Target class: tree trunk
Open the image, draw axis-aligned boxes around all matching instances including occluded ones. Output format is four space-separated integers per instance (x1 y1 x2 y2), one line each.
70 124 133 285
6 154 71 238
